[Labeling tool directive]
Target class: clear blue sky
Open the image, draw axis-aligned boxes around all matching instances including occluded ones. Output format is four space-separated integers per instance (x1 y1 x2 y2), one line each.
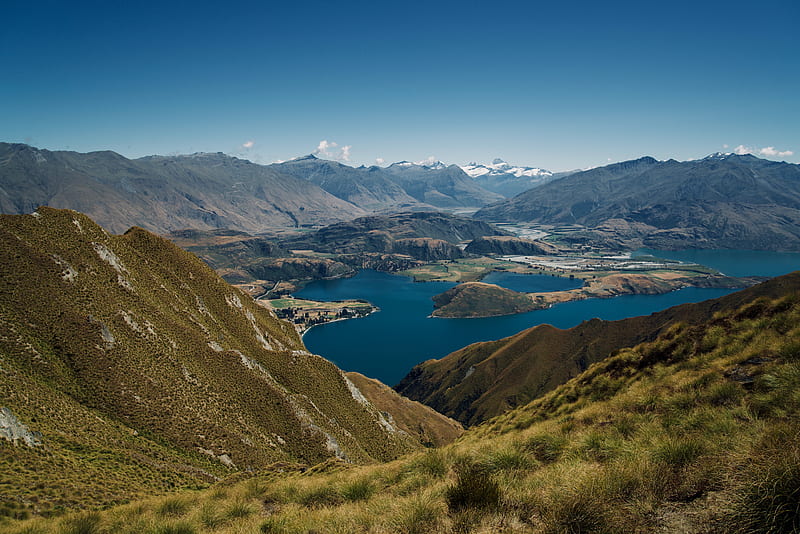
2 0 798 171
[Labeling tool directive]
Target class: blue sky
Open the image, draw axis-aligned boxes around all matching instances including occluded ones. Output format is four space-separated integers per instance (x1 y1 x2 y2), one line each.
2 0 798 171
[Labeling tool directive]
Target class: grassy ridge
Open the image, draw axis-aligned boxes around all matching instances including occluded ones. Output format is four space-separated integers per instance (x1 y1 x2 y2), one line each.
0 208 423 516
6 277 800 532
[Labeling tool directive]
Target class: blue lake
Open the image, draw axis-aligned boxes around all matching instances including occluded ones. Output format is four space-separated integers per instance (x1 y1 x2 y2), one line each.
634 249 800 278
297 251 800 386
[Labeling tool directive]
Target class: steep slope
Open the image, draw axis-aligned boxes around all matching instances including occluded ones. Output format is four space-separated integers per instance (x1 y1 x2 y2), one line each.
474 154 800 250
0 143 365 234
284 211 510 261
270 155 422 211
344 372 463 448
396 271 800 425
384 161 504 207
0 208 421 513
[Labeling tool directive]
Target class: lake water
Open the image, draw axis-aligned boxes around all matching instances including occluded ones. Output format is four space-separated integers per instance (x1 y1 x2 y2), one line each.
634 249 800 278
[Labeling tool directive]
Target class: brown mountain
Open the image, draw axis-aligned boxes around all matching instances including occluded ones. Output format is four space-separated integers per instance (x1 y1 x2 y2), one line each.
396 271 800 426
0 143 365 234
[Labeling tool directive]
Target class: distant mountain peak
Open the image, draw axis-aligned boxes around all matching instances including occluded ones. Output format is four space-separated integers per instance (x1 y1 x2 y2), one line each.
704 152 733 160
290 154 319 161
460 159 553 179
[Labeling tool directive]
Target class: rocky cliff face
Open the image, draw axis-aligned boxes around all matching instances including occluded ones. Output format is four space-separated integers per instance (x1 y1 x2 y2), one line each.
464 235 559 256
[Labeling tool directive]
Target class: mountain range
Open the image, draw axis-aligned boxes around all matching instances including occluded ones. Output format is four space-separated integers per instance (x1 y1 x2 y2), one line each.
474 153 800 250
0 143 366 234
0 145 516 238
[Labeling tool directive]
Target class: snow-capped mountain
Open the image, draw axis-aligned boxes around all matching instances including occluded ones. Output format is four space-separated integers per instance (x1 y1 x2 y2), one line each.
460 158 562 198
461 158 553 179
392 159 448 170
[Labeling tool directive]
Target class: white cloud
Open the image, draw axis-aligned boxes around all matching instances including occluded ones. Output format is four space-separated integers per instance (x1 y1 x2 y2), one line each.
242 140 254 149
759 146 794 158
415 156 438 166
732 144 793 159
312 139 352 162
722 144 729 149
375 157 385 166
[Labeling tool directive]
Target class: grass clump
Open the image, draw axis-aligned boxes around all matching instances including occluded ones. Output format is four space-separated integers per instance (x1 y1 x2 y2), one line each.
224 499 256 519
149 522 197 534
652 436 706 468
445 459 502 513
341 477 375 502
541 488 612 534
59 512 102 534
721 428 800 533
522 432 567 463
393 494 444 534
156 496 190 518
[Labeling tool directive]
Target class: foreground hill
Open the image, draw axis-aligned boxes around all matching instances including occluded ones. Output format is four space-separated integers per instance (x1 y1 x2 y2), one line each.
397 272 800 425
10 275 800 532
474 153 800 251
0 143 365 234
0 208 433 514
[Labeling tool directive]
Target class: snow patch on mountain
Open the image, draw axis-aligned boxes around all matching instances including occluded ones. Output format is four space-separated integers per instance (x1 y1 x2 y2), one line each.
461 158 553 179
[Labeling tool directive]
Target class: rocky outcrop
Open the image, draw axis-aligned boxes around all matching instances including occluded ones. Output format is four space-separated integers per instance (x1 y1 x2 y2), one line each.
465 236 559 256
393 238 464 261
247 257 355 283
0 407 42 448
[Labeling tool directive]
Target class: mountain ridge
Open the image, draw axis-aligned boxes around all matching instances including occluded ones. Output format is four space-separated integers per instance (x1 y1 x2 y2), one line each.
473 153 800 250
0 143 367 235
